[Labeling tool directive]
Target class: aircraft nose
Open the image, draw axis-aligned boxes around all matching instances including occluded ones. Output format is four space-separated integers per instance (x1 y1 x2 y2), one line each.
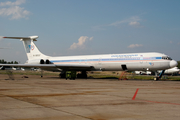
170 60 178 68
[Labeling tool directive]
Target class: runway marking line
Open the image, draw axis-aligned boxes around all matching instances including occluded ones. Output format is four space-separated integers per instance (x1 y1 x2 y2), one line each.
132 88 139 100
132 88 180 105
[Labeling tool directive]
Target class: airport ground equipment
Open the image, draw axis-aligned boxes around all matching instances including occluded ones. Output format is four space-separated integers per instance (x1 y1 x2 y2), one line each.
118 71 128 80
66 71 76 80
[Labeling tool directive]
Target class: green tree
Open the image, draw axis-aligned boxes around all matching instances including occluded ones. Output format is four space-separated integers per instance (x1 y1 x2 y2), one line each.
14 61 18 64
0 59 19 64
1 59 4 63
177 61 180 69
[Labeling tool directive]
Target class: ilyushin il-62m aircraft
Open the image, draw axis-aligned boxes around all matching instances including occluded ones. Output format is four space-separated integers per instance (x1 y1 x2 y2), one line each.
0 36 178 80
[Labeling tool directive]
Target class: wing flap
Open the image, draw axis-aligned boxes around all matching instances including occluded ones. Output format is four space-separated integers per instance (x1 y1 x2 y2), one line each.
55 64 94 70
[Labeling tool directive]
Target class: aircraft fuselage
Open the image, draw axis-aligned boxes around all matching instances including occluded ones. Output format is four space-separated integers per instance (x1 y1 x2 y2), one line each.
26 52 177 72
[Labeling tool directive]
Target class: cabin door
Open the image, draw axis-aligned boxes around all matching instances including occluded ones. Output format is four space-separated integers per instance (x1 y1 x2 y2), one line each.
121 64 128 71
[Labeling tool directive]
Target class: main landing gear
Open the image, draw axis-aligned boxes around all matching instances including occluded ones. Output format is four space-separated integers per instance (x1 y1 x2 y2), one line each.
77 71 87 78
59 70 88 80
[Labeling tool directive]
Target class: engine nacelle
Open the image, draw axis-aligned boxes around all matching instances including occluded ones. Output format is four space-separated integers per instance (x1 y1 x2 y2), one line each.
26 59 51 64
40 59 45 64
45 59 50 64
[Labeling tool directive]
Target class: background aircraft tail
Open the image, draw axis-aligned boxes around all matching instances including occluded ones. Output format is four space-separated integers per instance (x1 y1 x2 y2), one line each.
3 36 49 60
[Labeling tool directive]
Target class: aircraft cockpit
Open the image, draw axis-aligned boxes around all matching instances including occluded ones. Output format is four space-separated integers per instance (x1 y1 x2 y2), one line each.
162 56 172 60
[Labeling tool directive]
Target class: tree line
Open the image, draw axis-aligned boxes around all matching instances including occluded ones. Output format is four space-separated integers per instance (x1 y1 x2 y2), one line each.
178 61 180 69
0 59 18 64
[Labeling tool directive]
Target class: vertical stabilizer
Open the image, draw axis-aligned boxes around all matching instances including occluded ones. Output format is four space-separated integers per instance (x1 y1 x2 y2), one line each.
3 36 49 60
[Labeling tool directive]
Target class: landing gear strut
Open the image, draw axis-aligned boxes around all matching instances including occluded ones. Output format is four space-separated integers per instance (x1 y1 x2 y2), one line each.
41 70 43 77
59 71 66 78
77 71 87 78
60 71 87 79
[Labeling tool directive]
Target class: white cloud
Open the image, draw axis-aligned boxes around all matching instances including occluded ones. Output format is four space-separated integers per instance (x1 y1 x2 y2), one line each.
89 37 93 41
70 36 93 50
0 0 25 6
91 25 106 31
93 16 143 30
109 20 127 27
128 44 143 48
109 16 142 27
129 21 140 26
0 0 30 20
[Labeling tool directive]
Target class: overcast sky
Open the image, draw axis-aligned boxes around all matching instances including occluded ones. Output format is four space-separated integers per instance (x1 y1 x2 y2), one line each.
0 0 180 63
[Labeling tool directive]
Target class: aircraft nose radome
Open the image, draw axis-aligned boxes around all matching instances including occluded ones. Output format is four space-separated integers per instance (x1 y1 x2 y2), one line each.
170 60 178 68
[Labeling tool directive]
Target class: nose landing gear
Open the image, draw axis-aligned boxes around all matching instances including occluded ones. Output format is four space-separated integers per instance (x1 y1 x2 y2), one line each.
154 70 165 81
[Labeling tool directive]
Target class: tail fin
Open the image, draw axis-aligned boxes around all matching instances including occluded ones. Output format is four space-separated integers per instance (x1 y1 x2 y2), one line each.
3 36 49 60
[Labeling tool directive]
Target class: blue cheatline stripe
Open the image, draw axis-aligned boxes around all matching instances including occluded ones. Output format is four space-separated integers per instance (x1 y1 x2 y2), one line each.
156 57 162 59
50 57 162 63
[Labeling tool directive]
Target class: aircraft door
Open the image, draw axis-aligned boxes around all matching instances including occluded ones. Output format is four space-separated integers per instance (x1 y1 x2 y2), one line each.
139 55 145 70
98 58 102 70
121 64 128 71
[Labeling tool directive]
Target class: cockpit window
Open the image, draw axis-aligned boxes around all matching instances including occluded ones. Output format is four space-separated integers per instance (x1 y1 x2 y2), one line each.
162 56 172 60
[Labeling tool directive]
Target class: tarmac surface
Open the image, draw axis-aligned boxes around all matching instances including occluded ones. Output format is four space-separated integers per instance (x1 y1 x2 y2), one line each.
0 74 180 120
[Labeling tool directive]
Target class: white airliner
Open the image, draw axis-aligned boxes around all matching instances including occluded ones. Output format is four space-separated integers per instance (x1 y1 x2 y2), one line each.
159 67 179 75
135 67 180 75
135 71 151 75
0 36 178 80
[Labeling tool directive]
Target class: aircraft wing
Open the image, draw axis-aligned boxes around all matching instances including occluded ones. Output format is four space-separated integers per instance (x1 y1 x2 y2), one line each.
0 64 94 71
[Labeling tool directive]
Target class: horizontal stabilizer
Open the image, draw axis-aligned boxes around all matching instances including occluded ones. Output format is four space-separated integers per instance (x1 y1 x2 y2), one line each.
3 35 48 60
3 36 38 41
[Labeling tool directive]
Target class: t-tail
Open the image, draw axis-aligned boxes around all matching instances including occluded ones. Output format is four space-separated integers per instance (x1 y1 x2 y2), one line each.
3 36 49 61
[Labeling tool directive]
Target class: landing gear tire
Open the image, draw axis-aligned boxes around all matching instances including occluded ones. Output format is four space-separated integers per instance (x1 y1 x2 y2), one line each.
154 77 159 81
77 71 87 78
59 71 66 78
